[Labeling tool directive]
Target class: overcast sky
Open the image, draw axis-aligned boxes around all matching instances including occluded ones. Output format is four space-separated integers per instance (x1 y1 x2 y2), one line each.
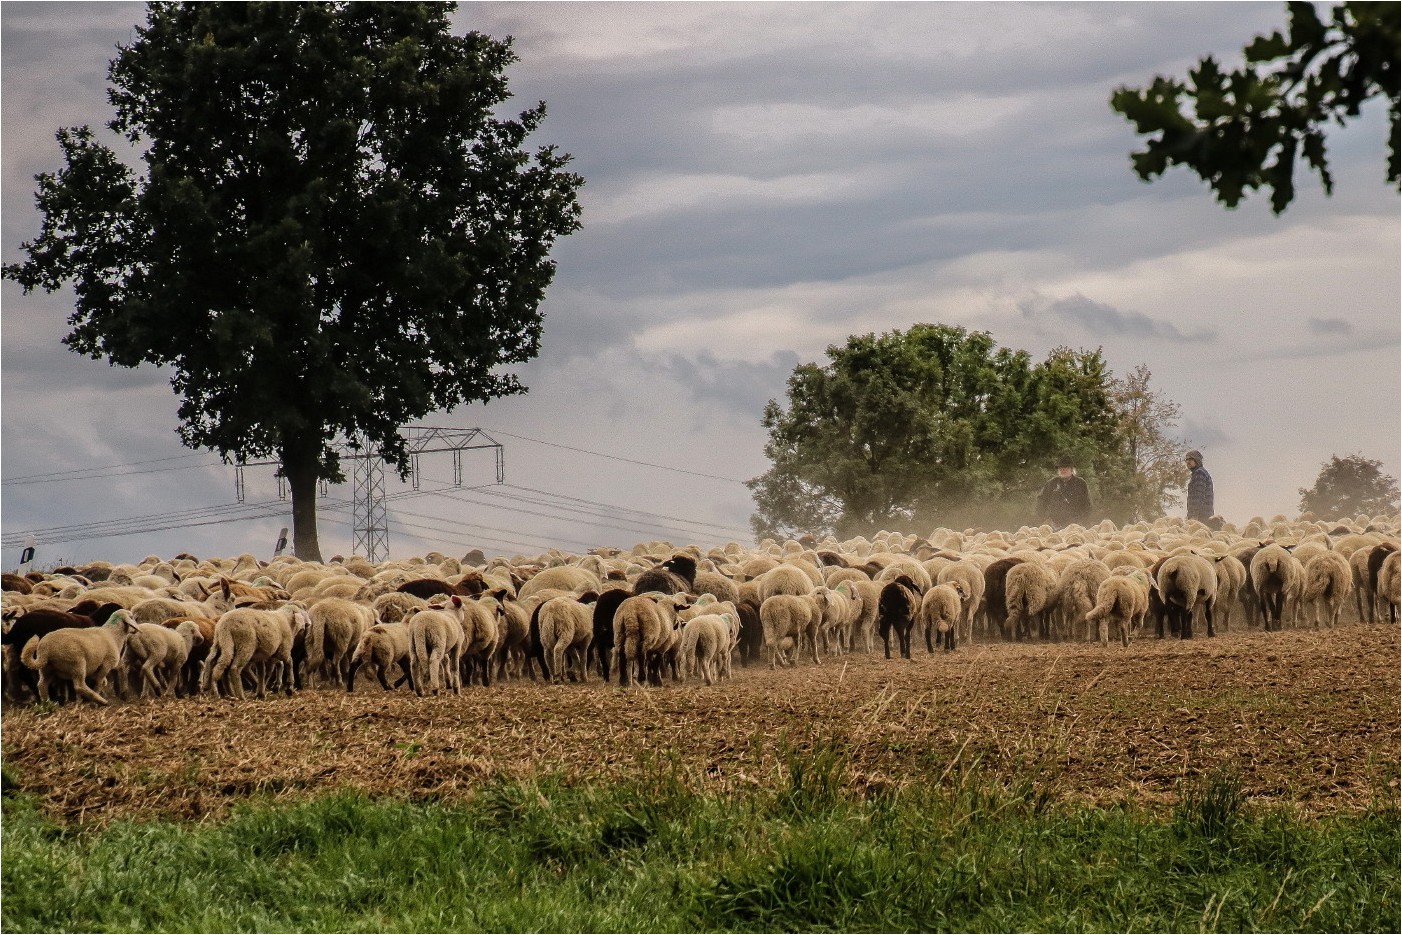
3 1 1398 567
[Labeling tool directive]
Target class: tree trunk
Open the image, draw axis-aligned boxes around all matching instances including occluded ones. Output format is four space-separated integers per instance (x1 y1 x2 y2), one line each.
281 442 324 563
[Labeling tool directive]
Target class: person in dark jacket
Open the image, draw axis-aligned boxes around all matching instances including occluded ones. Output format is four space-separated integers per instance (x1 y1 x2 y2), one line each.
1037 455 1092 528
1185 449 1215 523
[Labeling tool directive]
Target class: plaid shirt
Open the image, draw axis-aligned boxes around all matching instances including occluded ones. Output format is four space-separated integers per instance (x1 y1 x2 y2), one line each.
1186 465 1214 521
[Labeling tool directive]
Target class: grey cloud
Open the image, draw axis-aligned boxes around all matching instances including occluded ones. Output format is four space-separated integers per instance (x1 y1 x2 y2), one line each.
1180 419 1233 454
655 350 799 420
1308 317 1353 335
1026 294 1217 343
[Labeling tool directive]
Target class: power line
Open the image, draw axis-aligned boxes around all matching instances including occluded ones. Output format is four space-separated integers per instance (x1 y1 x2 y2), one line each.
479 427 750 484
1 451 213 484
499 482 752 539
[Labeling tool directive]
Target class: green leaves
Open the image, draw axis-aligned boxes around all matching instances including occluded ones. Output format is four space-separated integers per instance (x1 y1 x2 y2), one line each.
3 2 584 558
1110 1 1399 213
1297 453 1401 518
747 325 1148 539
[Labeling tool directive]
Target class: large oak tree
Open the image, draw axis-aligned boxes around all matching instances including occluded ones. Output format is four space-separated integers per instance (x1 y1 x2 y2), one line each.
4 2 583 561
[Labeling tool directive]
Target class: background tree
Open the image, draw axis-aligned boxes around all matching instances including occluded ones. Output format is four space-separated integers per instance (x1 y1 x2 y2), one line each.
1110 1 1399 213
1298 453 1400 518
747 324 1151 540
3 2 583 561
1103 363 1191 521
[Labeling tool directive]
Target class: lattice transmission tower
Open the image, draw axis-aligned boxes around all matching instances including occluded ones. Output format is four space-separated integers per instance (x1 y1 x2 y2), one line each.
235 426 504 562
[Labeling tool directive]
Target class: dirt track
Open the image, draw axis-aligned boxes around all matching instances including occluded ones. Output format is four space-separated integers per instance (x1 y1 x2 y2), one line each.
3 623 1398 825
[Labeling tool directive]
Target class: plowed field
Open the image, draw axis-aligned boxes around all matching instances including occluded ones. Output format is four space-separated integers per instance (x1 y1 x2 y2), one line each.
4 624 1398 825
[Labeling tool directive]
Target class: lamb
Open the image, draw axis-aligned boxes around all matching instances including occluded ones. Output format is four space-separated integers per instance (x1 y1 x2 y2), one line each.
1085 572 1150 647
1154 554 1218 639
918 582 964 653
810 584 856 656
406 600 465 696
203 604 308 700
123 620 204 698
677 612 733 685
302 598 375 688
158 615 216 696
1250 545 1303 632
1296 550 1353 629
877 576 921 660
760 593 817 668
346 622 417 693
614 592 692 686
19 607 141 705
530 594 596 684
936 561 985 645
1379 550 1401 625
1004 560 1058 642
2 602 126 702
478 590 531 680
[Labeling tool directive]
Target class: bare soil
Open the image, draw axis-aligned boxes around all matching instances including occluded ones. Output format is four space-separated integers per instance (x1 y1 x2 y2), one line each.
3 624 1398 826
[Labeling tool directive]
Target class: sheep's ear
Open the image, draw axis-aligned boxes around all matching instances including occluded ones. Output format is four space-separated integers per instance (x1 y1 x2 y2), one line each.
451 595 463 608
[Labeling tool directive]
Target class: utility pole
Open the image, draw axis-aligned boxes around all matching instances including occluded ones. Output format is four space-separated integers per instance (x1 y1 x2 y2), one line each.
235 427 504 562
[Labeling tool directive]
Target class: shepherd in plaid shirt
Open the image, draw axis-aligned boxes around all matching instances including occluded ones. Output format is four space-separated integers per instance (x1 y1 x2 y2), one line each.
1185 449 1214 523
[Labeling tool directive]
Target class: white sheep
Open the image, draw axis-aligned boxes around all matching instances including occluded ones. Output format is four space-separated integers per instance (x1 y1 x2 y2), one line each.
1379 551 1401 625
936 561 985 645
810 585 856 656
1298 551 1353 629
203 604 308 700
1250 545 1303 632
918 582 964 653
303 597 375 689
613 592 691 686
1004 559 1058 642
406 600 465 696
677 612 732 685
533 595 595 684
346 622 415 692
123 620 203 698
1085 572 1150 647
759 593 816 668
20 607 141 704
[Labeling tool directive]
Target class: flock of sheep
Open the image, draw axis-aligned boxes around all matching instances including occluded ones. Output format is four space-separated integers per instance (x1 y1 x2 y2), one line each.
2 511 1399 707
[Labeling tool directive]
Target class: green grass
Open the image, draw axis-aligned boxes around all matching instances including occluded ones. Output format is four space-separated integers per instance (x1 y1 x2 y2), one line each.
3 755 1397 933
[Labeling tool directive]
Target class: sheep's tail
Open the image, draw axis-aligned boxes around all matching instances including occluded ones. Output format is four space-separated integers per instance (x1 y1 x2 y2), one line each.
20 636 41 671
527 601 551 681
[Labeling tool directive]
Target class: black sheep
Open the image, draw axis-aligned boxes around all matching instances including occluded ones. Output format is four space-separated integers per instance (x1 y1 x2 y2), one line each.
587 588 632 682
632 554 697 596
877 575 921 660
981 557 1025 641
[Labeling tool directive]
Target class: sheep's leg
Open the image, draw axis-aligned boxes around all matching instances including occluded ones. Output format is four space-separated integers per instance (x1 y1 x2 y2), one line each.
140 658 164 699
71 664 109 706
